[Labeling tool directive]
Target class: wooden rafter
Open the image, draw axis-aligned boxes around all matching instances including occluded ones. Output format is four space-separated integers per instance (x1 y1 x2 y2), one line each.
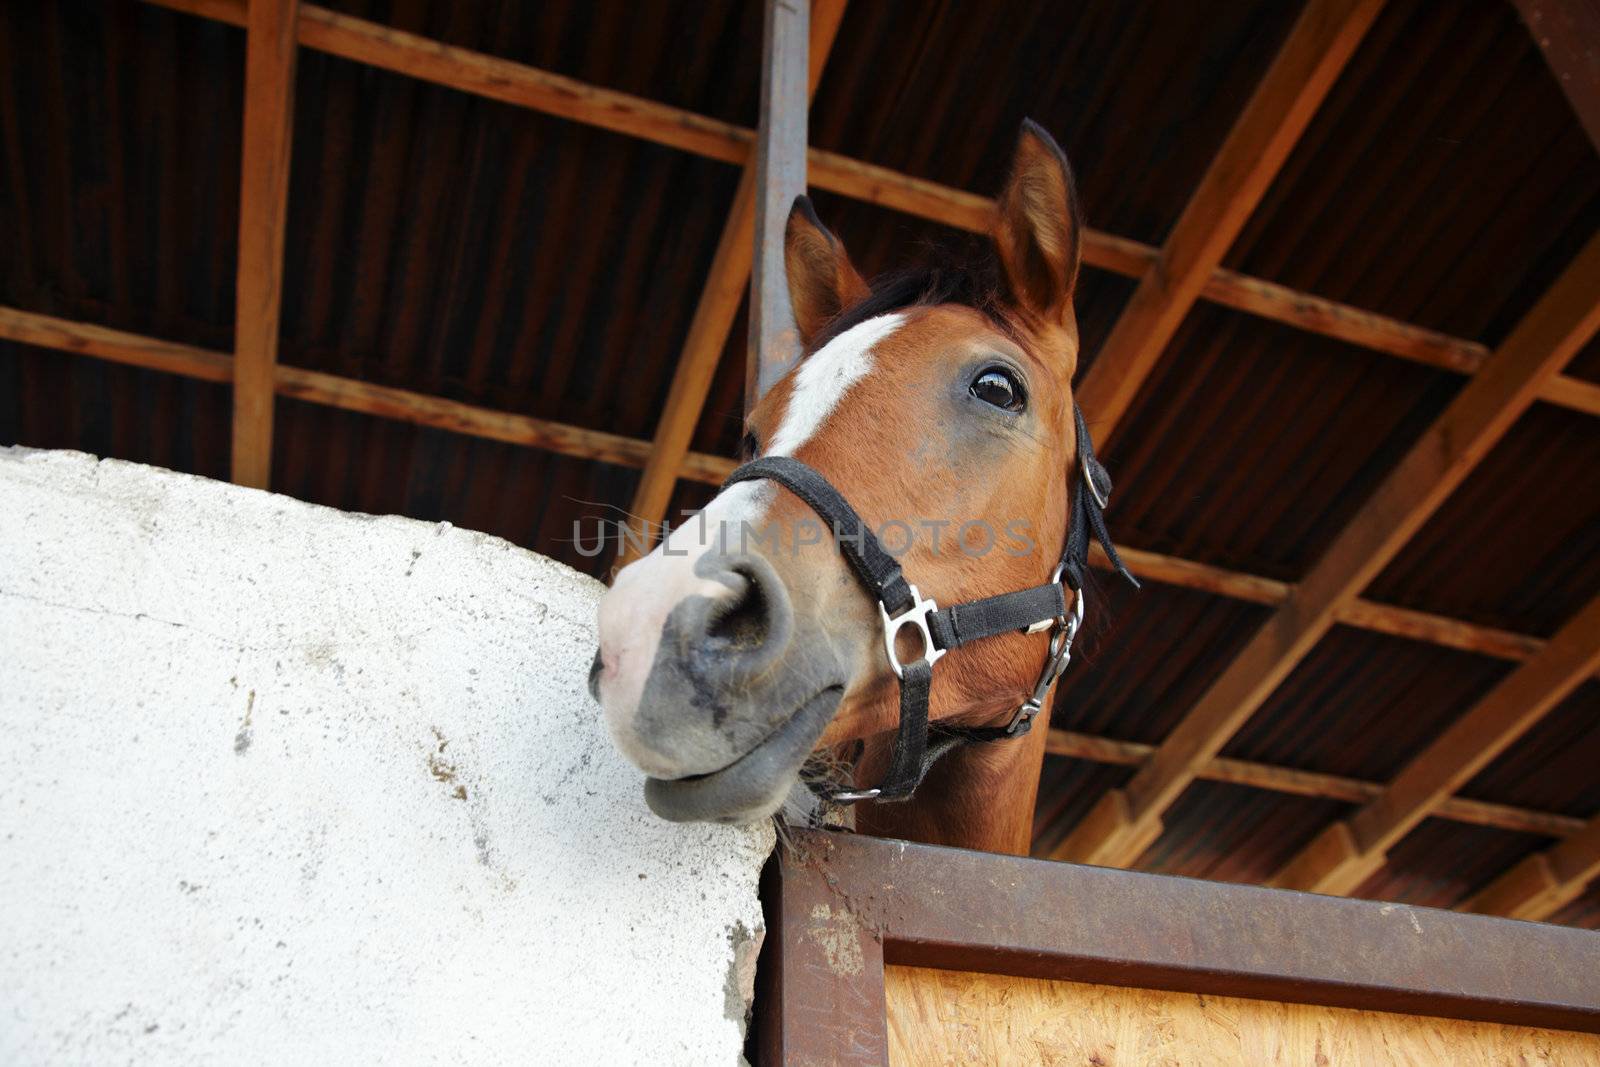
1108 543 1549 663
1041 729 1586 840
0 306 232 383
4 303 1592 678
0 308 732 483
141 0 1600 420
231 0 298 489
1463 812 1600 921
1050 229 1600 868
1074 0 1386 443
148 0 752 163
1272 593 1600 895
617 0 846 567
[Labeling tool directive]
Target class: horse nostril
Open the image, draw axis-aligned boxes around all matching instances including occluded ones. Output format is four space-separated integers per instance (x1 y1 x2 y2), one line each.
588 648 604 699
685 552 793 676
705 568 770 651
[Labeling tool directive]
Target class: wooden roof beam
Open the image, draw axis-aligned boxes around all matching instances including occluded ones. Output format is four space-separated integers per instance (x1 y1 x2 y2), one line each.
1050 229 1600 868
1074 0 1387 443
1462 813 1600 922
141 0 1600 419
1041 728 1587 840
231 0 298 489
1273 593 1600 895
0 306 233 383
1105 544 1549 662
0 307 732 484
0 303 1579 672
146 0 754 164
616 0 846 567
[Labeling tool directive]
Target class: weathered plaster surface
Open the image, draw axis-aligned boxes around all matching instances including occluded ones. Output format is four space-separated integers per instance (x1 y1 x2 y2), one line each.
0 448 773 1065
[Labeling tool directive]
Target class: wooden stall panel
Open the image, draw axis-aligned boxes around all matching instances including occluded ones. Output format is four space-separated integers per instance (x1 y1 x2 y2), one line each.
886 966 1600 1067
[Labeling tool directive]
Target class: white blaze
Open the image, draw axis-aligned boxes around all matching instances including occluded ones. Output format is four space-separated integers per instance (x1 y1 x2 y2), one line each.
766 313 905 457
596 313 906 765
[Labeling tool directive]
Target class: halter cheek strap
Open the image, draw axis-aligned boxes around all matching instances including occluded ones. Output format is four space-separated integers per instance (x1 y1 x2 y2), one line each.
722 402 1137 803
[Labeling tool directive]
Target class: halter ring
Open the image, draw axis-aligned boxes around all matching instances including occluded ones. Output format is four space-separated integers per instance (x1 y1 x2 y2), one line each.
880 584 947 680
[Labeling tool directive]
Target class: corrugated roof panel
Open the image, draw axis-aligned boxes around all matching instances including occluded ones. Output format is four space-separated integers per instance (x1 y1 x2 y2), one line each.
1221 626 1514 781
315 0 764 129
1367 403 1600 638
1227 0 1600 347
280 50 744 443
1103 304 1463 581
1051 578 1271 745
1459 681 1600 820
811 0 1302 247
1137 781 1353 885
1353 817 1548 912
1568 334 1600 383
0 340 230 482
0 1 243 348
1030 757 1135 857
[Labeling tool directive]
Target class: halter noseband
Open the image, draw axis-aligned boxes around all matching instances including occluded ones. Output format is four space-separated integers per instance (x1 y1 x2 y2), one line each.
721 403 1138 805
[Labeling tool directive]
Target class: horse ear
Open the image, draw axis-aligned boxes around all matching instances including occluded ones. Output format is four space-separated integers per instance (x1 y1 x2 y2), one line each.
785 196 869 346
994 119 1082 325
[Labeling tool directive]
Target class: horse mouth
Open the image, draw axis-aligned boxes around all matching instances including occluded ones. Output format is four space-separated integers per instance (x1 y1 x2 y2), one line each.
643 685 844 824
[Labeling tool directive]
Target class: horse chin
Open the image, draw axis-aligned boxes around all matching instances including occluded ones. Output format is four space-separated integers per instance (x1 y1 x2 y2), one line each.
642 685 844 824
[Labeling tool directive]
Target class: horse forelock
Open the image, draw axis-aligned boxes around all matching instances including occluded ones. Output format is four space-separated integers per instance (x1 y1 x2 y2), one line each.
809 261 1022 354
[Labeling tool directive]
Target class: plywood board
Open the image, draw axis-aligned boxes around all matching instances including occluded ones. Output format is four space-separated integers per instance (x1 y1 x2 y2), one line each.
886 966 1600 1066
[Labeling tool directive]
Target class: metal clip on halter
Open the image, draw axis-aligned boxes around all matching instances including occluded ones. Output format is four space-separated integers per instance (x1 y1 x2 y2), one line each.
1004 569 1085 736
825 784 882 804
880 584 946 679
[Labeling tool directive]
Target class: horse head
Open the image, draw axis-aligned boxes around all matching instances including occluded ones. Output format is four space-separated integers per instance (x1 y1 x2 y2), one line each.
594 120 1098 834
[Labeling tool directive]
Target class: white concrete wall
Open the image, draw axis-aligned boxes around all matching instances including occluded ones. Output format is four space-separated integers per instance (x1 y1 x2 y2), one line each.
0 448 774 1066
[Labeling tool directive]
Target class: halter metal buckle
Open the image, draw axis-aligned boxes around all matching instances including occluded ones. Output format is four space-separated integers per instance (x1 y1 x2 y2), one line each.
1006 587 1084 735
826 786 881 803
880 584 946 680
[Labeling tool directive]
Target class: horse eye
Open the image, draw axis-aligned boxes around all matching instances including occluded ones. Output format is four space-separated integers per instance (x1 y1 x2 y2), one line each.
970 368 1025 412
739 432 760 460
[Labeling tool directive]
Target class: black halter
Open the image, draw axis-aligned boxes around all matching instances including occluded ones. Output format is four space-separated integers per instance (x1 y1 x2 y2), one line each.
721 403 1138 804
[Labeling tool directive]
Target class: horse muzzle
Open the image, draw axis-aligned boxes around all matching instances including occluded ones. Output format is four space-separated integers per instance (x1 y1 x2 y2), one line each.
594 544 850 823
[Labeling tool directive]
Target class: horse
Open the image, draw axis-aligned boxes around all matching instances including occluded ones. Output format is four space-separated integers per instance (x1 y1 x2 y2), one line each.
591 120 1133 856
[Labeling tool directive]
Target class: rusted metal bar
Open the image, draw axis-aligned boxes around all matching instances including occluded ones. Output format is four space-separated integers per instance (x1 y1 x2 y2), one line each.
755 829 1600 1062
748 0 811 413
